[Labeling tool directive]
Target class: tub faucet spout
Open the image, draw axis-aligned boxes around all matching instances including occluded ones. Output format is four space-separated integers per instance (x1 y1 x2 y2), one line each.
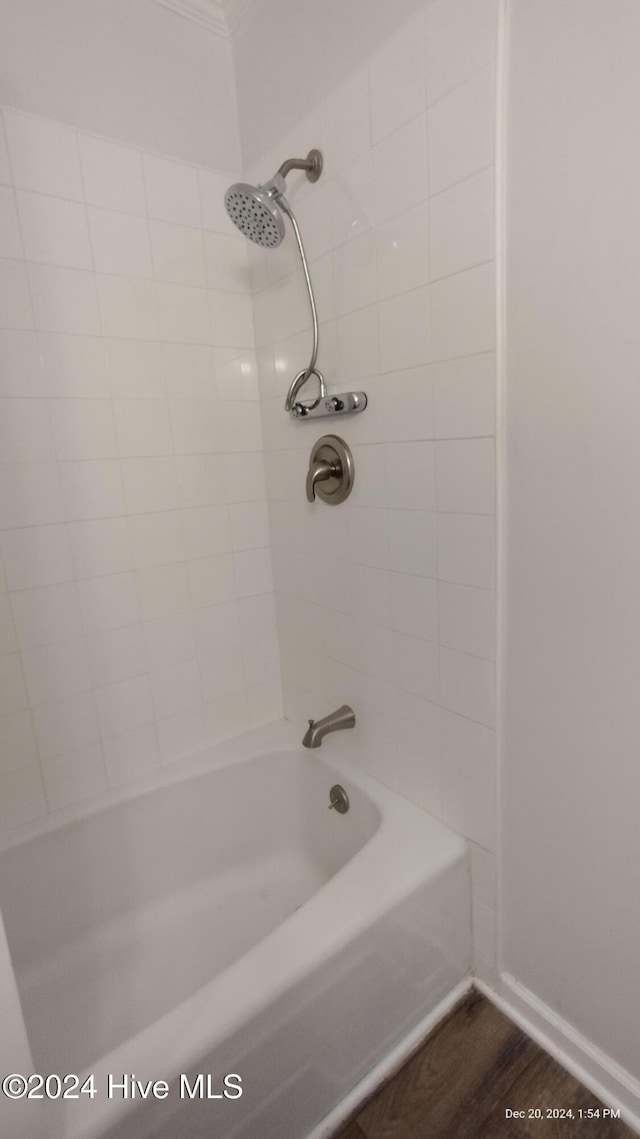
303 705 355 748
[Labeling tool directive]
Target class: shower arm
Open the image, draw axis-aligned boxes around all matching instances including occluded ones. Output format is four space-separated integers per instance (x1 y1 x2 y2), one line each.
280 197 321 411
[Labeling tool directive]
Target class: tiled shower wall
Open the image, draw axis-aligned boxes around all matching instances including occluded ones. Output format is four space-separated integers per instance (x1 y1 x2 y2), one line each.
246 0 499 976
0 107 281 832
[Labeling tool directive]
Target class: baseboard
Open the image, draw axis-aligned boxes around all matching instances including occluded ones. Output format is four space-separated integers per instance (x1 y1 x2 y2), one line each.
307 977 473 1139
476 974 640 1136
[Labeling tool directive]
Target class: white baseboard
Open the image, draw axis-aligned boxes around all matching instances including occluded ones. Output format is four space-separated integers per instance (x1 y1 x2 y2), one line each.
307 977 472 1139
476 974 640 1136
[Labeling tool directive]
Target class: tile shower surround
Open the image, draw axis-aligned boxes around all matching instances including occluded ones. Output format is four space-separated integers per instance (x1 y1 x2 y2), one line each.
0 0 499 980
0 106 283 832
244 0 499 978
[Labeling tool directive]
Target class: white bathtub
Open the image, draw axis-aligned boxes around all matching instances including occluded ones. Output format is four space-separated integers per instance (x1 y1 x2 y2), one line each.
0 721 470 1139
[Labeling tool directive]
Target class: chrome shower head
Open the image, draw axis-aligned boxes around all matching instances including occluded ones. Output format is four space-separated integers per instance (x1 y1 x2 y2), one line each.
223 150 322 249
224 177 287 248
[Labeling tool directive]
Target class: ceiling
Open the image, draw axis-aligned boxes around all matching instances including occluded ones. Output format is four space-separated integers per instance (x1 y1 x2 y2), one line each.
151 0 253 37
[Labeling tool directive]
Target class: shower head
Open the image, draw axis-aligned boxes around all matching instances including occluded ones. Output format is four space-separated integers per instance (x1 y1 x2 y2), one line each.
223 149 322 249
224 177 287 248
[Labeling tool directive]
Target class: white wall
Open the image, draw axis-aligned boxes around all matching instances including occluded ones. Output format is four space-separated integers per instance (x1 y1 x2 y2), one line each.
0 107 281 832
238 0 500 976
0 0 239 169
503 0 640 1088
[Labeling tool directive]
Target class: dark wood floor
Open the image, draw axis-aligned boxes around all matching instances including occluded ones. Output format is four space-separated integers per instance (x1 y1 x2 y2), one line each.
333 990 635 1139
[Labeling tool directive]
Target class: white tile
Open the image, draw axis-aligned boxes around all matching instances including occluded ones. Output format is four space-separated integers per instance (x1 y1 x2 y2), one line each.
96 275 158 340
437 513 495 588
157 704 207 763
0 398 54 461
181 505 231 560
234 548 273 597
223 452 266 502
430 169 494 282
0 329 45 397
0 709 38 776
28 263 100 335
337 305 379 381
238 593 277 644
427 67 495 196
385 441 436 510
434 352 495 438
95 675 154 738
69 516 132 578
0 187 22 258
17 190 92 270
0 258 33 329
88 207 153 278
217 402 262 453
86 623 147 687
332 231 377 317
0 118 11 185
321 67 371 173
11 582 83 649
121 456 178 514
370 13 426 143
0 462 64 528
346 508 388 569
440 645 495 726
3 110 83 199
166 342 218 400
170 399 220 455
382 366 434 442
349 444 387 509
30 689 99 766
0 654 28 717
22 637 91 705
0 767 46 829
176 454 227 508
214 347 257 401
105 338 165 399
199 168 233 234
209 291 255 347
431 262 495 362
391 573 438 641
59 459 126 520
248 681 283 728
113 398 173 457
470 842 497 908
136 562 190 621
188 554 235 609
143 612 195 671
128 511 184 569
150 220 206 288
0 595 18 655
379 286 430 373
392 630 439 701
78 134 146 215
439 581 495 659
389 510 437 577
440 706 495 786
1 524 73 590
376 203 429 301
374 114 428 224
194 600 239 659
230 501 270 551
426 0 498 104
204 231 249 293
150 659 201 719
102 723 159 785
41 742 106 812
143 154 201 228
242 635 280 687
435 438 495 514
206 689 250 744
40 333 108 398
78 572 140 633
50 398 117 461
157 281 211 345
199 645 245 702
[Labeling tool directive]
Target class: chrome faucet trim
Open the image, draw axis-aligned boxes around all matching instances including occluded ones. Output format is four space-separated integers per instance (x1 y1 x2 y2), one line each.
302 705 356 749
